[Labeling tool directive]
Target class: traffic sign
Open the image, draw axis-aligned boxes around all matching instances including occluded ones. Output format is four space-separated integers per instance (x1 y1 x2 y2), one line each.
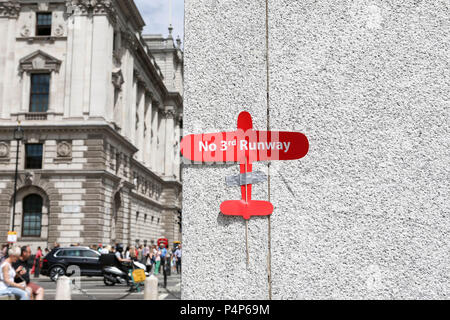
7 231 17 243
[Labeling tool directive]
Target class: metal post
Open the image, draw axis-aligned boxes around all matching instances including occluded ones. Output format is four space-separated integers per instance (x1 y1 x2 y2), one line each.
11 124 23 232
11 135 20 231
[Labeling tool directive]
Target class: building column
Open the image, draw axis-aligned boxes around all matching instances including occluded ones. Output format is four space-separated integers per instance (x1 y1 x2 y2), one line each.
136 85 145 162
20 73 31 112
156 106 166 174
174 114 182 180
89 14 114 118
130 73 138 146
0 9 19 118
164 106 175 177
157 108 166 174
144 93 153 166
151 101 159 171
48 71 58 113
66 13 91 118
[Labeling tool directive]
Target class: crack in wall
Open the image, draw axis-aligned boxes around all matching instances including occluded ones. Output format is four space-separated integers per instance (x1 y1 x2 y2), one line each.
265 0 272 301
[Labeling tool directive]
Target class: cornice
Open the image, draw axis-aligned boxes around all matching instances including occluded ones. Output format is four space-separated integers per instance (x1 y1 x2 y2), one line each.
164 92 183 109
121 29 139 51
129 157 165 185
0 0 20 18
129 190 164 210
162 106 176 119
114 0 145 32
0 168 176 207
0 122 138 154
65 0 117 24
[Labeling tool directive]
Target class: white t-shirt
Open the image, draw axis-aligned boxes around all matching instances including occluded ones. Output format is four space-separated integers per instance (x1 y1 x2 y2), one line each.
0 261 15 291
155 249 161 262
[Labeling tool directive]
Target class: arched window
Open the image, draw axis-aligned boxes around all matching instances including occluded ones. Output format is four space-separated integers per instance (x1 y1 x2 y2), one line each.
22 194 43 237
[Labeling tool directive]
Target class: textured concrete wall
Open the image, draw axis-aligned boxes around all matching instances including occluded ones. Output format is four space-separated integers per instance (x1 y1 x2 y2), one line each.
183 0 270 299
183 0 449 299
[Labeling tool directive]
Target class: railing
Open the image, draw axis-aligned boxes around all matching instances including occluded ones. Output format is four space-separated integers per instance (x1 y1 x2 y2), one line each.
24 112 48 120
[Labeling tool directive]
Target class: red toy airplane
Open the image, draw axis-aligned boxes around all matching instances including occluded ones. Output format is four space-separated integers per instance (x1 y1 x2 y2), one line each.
181 111 309 220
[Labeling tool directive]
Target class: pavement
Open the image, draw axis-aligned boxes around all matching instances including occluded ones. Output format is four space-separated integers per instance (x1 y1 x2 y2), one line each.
31 271 181 300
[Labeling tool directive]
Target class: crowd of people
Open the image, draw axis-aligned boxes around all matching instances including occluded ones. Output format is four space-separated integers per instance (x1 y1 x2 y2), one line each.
0 241 182 300
90 242 182 276
0 245 45 300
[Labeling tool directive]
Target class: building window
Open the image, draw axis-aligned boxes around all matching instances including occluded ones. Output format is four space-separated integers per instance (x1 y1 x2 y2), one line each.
30 74 50 112
115 153 121 174
36 13 52 36
25 144 43 169
113 31 119 52
22 194 43 237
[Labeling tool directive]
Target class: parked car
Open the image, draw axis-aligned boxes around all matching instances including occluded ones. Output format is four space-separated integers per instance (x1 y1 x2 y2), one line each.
40 247 102 281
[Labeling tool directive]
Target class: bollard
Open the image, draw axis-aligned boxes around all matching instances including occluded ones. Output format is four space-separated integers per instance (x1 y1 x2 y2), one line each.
143 275 158 300
55 276 71 300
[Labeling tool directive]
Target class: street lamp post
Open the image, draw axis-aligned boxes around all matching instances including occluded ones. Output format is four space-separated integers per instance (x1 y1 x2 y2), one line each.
12 124 24 232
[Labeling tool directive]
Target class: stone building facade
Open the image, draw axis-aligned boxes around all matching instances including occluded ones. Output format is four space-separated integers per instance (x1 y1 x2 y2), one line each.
0 0 183 251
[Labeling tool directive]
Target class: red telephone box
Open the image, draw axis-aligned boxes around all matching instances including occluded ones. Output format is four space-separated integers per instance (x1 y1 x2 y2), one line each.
157 238 168 248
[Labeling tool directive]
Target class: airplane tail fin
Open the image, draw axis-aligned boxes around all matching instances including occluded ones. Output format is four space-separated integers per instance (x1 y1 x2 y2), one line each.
220 200 273 220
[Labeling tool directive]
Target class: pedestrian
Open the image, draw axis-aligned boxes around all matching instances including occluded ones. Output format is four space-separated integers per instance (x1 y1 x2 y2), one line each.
129 246 137 261
114 244 131 285
164 250 172 279
124 246 130 260
114 244 131 263
12 246 44 300
174 245 182 274
151 245 157 271
44 248 49 256
153 246 161 275
100 245 109 254
159 243 167 274
144 246 152 273
0 244 8 264
31 246 43 278
137 245 144 263
141 245 149 263
0 246 30 300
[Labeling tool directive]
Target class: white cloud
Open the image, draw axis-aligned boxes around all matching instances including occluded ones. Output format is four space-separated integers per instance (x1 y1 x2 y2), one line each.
134 0 184 43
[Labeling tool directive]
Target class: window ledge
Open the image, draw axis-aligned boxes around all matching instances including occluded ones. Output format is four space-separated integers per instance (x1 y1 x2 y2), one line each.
18 237 45 241
11 112 63 121
54 157 72 163
16 36 67 43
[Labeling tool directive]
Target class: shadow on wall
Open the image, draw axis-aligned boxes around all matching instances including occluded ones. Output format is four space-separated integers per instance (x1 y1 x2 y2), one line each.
217 212 268 227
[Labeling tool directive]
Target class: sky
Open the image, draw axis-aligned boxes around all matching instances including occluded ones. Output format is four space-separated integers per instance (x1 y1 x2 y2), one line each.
134 0 184 43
